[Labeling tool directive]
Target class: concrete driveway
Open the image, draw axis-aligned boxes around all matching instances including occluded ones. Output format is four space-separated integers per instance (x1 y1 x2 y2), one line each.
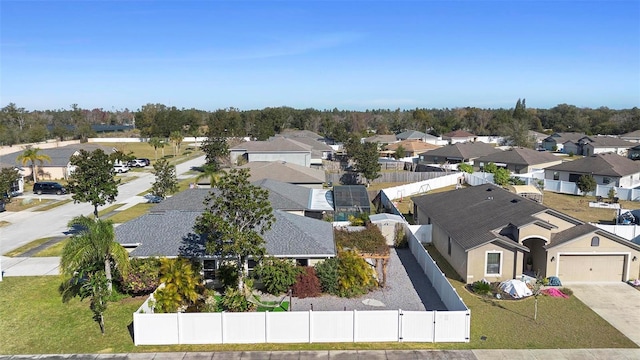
570 283 640 346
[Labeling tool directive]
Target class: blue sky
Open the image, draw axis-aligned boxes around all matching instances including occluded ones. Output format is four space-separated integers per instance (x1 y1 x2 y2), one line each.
1 1 639 111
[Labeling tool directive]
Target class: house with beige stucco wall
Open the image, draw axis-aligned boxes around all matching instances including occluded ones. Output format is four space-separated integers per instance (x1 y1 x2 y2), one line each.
413 184 640 284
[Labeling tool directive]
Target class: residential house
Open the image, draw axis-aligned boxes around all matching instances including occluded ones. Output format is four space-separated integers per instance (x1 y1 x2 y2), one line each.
0 160 25 194
252 178 333 219
230 138 312 167
629 145 640 161
474 147 562 174
528 130 549 149
395 130 441 145
621 130 640 143
418 142 500 165
3 144 114 180
544 153 640 188
384 140 440 158
270 134 334 164
363 134 398 146
442 130 476 144
238 161 326 188
115 188 336 278
541 132 586 152
576 136 637 157
412 184 640 283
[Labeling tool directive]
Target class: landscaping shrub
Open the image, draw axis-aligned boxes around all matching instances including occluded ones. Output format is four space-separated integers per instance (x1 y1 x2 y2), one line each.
394 223 407 248
217 263 239 289
119 257 161 296
253 257 301 295
292 267 321 298
472 281 492 296
315 257 339 295
220 287 252 312
152 258 202 313
337 249 377 298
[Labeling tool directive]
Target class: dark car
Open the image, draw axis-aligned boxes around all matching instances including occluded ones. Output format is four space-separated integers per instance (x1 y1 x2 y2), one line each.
140 158 151 166
33 182 67 195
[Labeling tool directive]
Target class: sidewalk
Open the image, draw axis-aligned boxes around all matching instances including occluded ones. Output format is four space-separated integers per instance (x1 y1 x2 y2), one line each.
0 349 639 359
0 256 59 277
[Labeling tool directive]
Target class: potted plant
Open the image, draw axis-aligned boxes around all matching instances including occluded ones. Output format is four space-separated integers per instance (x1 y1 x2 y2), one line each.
526 257 533 271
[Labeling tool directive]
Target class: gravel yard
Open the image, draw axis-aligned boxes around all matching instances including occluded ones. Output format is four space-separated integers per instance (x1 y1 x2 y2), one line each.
264 248 447 312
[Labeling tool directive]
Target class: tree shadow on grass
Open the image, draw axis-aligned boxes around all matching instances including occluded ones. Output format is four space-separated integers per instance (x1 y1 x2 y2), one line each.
128 321 135 344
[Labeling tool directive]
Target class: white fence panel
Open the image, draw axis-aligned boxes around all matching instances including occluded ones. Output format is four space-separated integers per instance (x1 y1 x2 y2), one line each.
133 313 179 345
222 312 266 344
353 310 399 342
434 311 470 343
179 313 222 344
266 312 310 343
594 224 640 244
381 173 460 201
401 311 434 342
407 230 468 312
310 311 354 342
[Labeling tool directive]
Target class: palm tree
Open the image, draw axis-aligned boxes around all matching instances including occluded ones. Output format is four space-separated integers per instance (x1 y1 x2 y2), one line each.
169 131 183 157
195 163 221 187
148 137 165 161
16 146 51 182
61 216 130 293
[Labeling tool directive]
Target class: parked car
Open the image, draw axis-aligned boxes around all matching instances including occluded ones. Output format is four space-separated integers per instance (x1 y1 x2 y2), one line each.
139 158 151 166
127 159 147 168
33 182 67 195
113 164 130 173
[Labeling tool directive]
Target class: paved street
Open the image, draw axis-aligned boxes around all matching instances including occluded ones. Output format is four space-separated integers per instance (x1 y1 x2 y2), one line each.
0 155 205 255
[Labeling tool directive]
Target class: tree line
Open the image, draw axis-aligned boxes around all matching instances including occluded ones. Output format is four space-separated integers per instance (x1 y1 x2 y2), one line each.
1 101 639 147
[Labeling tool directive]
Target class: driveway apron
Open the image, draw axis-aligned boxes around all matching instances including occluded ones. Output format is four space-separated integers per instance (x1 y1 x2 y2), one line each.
570 283 640 346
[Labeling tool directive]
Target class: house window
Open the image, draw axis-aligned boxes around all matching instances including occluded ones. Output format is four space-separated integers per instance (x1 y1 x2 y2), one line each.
603 177 611 184
591 236 600 247
486 252 502 275
553 172 559 181
428 217 431 225
434 157 439 163
448 237 452 256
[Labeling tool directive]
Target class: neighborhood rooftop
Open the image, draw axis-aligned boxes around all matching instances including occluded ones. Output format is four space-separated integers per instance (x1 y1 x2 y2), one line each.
546 153 640 177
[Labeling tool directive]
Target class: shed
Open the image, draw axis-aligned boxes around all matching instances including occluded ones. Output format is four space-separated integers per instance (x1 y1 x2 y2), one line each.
333 185 371 221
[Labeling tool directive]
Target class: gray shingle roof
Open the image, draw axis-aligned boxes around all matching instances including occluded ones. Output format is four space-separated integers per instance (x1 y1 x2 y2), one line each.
239 161 326 184
412 184 548 251
363 135 399 144
545 153 640 177
543 132 586 145
4 144 113 167
396 130 431 140
231 138 312 153
419 142 500 160
475 147 560 166
115 209 335 258
580 136 637 148
116 182 335 257
253 178 312 210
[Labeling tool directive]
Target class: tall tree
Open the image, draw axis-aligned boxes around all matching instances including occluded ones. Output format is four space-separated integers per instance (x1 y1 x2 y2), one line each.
61 216 130 293
194 169 275 291
67 149 119 218
346 137 381 185
148 137 165 160
151 158 178 199
577 174 596 195
200 136 229 172
16 146 51 183
0 167 20 202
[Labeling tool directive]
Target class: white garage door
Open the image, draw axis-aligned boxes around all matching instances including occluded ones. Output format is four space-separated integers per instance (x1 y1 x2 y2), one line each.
558 255 625 282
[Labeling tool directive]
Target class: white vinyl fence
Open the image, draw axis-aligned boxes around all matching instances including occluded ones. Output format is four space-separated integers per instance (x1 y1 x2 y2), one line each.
133 308 470 345
544 180 640 201
593 224 640 244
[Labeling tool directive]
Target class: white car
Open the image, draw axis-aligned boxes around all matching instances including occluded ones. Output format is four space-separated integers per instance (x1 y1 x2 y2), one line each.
113 164 130 173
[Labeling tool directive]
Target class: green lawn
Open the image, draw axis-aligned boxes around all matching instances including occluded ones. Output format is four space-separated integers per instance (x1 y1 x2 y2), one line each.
34 239 68 257
3 237 58 257
1 273 636 354
425 245 637 349
106 203 155 223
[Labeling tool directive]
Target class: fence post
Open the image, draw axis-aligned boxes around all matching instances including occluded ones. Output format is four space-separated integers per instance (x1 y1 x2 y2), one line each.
432 310 437 343
177 312 182 345
308 310 313 343
353 310 357 343
398 309 403 342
